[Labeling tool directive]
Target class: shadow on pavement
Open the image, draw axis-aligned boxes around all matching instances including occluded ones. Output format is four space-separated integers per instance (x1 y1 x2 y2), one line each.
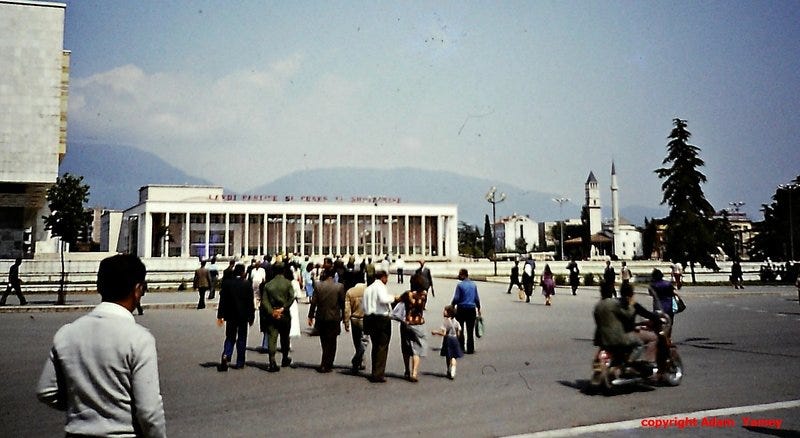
743 426 800 437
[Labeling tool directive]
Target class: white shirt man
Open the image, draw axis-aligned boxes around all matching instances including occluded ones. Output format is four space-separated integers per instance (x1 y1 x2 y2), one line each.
361 271 394 382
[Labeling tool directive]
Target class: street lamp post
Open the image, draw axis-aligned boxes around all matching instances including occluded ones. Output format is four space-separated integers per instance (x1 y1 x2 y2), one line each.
486 186 506 276
552 197 570 261
778 183 799 261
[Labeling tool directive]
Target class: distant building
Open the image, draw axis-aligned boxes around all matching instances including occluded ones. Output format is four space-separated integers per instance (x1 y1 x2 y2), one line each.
715 210 754 260
576 164 643 260
495 213 539 252
0 1 69 258
105 185 459 261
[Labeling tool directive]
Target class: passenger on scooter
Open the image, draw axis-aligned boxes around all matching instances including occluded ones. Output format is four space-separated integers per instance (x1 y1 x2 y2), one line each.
618 282 659 367
593 282 657 367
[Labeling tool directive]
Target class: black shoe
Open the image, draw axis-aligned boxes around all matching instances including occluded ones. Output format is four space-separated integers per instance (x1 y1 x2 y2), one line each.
281 357 292 367
268 363 280 373
315 366 332 373
230 363 245 370
368 375 386 383
217 357 229 372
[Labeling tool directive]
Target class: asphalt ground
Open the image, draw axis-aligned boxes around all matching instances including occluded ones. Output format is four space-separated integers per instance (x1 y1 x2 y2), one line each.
2 280 798 437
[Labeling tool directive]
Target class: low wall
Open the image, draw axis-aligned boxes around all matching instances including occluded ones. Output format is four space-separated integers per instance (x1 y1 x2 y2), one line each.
0 254 775 293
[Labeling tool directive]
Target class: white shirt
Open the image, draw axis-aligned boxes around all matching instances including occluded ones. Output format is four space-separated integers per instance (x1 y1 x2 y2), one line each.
395 258 405 270
37 302 166 438
362 280 394 316
250 266 266 292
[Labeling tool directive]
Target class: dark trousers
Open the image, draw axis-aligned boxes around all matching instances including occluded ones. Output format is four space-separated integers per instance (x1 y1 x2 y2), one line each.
197 287 208 309
456 306 477 354
222 321 249 366
507 278 521 293
317 320 340 371
350 318 368 369
208 275 218 299
1 282 26 305
397 269 404 283
266 317 291 363
364 314 392 379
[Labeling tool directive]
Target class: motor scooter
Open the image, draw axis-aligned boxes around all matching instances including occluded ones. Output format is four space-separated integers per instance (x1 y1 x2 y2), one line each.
589 311 683 393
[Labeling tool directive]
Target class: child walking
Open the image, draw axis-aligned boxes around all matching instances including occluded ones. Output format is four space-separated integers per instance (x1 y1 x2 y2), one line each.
431 305 463 379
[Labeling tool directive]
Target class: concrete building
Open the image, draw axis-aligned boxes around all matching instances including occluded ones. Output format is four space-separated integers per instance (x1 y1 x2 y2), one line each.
0 1 69 258
106 185 459 261
495 213 539 252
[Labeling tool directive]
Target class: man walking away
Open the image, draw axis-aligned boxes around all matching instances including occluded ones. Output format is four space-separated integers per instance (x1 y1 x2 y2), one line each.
217 263 254 371
362 270 395 382
37 254 166 437
451 269 481 354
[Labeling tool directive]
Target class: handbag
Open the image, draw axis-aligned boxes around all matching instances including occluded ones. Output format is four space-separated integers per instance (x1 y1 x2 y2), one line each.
475 315 485 338
390 302 406 322
672 293 687 314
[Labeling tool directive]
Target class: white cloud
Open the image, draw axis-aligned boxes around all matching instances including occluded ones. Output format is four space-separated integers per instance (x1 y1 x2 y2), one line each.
68 54 379 190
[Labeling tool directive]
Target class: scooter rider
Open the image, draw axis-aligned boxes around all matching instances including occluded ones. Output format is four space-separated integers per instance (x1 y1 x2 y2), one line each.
593 282 658 367
618 282 659 366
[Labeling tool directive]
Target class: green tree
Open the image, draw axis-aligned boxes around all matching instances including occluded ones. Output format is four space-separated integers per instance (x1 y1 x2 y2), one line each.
655 118 718 282
514 237 528 254
483 214 494 259
750 175 800 260
457 221 483 258
43 173 92 304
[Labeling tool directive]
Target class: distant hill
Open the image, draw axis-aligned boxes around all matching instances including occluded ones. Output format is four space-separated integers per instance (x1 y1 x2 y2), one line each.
246 167 580 225
59 143 212 210
59 143 665 225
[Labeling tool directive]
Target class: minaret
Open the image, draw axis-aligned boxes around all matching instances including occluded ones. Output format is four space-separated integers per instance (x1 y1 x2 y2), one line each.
611 161 620 256
585 171 602 235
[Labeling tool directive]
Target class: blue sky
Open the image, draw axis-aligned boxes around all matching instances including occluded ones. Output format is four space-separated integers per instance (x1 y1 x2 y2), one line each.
61 1 800 221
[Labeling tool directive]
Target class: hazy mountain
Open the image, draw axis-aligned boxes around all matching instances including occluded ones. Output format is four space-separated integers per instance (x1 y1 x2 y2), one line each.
59 143 665 225
59 143 212 210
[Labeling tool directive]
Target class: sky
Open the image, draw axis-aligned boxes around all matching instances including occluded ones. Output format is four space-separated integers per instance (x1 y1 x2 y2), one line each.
61 0 800 221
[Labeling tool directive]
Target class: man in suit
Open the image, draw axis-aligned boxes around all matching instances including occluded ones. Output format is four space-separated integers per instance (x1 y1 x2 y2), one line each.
415 259 435 297
216 263 254 371
193 260 212 309
344 281 368 372
262 264 295 372
307 266 345 373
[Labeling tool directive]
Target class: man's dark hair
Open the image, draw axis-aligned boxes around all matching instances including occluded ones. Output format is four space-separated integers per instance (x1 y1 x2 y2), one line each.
620 282 634 298
410 273 426 292
652 269 664 281
233 263 246 276
97 254 146 302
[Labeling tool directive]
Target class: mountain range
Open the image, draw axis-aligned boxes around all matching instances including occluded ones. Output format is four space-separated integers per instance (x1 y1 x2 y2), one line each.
60 143 665 226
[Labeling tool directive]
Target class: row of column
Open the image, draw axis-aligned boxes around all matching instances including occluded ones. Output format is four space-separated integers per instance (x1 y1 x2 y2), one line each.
142 211 449 260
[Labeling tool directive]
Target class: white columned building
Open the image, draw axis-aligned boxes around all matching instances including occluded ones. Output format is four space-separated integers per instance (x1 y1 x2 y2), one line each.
109 185 459 261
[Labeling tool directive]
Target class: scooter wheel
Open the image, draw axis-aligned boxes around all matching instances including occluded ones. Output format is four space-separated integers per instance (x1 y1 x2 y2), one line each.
663 351 684 386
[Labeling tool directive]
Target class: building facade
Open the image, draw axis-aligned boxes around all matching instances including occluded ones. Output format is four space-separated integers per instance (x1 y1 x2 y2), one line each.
496 213 539 252
108 185 459 261
0 1 69 258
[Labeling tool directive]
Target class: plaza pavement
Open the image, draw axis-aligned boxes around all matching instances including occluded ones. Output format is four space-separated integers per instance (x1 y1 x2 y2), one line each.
2 278 798 437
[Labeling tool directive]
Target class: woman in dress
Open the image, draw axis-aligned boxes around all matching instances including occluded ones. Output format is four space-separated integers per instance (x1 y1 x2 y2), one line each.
541 264 556 306
397 273 428 382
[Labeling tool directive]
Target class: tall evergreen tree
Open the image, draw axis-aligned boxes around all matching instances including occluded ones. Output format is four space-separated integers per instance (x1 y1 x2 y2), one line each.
43 173 92 305
483 214 494 259
655 118 718 282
